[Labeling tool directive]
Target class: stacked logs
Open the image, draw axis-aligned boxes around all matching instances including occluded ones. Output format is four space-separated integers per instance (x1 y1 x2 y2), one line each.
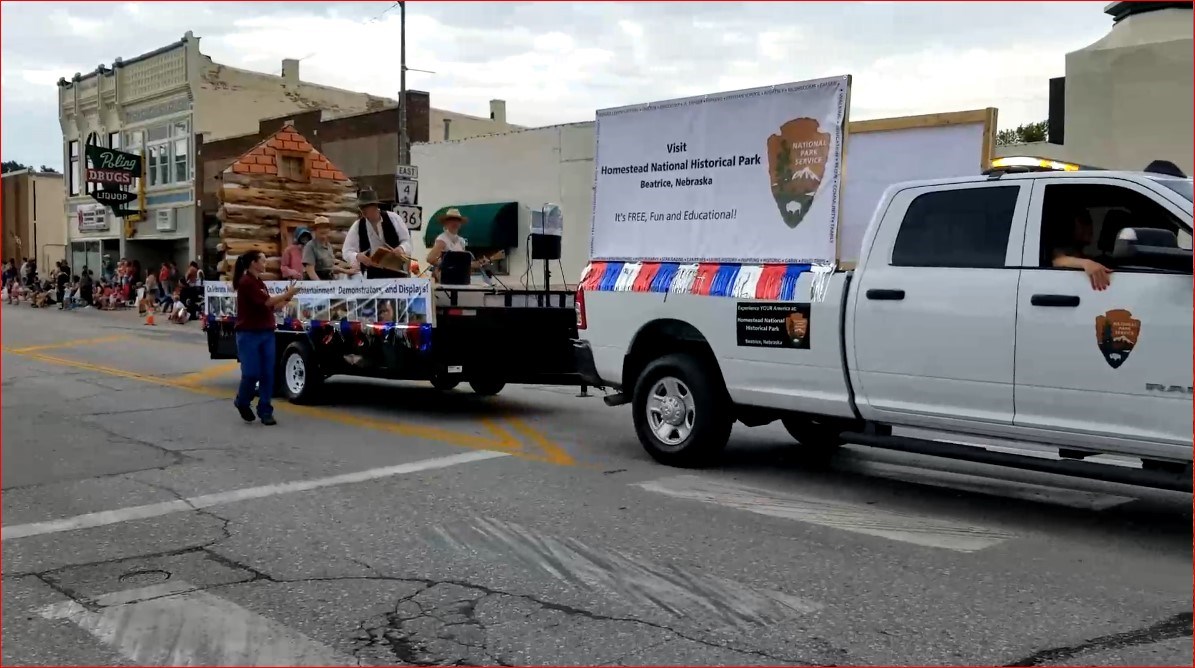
215 131 359 281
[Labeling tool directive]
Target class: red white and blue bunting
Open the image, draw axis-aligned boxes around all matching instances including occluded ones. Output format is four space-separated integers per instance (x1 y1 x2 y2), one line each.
577 261 819 301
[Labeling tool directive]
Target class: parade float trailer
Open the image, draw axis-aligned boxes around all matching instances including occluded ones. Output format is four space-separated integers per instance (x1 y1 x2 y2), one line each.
203 125 581 402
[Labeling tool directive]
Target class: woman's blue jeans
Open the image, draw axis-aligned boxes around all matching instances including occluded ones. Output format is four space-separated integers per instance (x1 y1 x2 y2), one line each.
234 330 276 418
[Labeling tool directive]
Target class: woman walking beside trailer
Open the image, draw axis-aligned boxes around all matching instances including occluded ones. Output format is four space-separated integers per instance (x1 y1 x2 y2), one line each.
232 250 299 425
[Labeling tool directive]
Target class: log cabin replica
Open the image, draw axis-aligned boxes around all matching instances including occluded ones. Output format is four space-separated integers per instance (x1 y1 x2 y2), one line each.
215 123 358 280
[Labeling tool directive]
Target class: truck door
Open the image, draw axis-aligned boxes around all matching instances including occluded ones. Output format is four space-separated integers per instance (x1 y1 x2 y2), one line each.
1014 177 1193 458
851 180 1030 426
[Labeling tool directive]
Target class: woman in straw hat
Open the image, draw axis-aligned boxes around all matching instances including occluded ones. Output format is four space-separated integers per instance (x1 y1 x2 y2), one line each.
426 208 492 274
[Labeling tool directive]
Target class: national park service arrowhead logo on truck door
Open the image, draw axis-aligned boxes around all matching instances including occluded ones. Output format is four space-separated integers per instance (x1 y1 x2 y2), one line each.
1095 309 1141 369
767 118 831 229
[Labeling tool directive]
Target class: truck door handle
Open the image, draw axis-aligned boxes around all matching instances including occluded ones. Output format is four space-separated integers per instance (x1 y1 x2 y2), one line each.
1031 294 1080 307
866 289 905 301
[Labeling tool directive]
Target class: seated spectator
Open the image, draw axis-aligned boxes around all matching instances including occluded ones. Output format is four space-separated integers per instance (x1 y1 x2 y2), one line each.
168 287 190 324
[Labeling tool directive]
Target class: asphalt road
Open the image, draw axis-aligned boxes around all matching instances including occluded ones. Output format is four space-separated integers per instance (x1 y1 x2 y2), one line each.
2 304 1191 666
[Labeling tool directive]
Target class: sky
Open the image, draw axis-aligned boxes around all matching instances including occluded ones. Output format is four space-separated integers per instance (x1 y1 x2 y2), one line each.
2 1 1113 171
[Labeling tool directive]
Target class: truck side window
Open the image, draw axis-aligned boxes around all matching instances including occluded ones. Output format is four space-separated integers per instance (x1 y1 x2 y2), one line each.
1038 183 1192 273
890 186 1019 268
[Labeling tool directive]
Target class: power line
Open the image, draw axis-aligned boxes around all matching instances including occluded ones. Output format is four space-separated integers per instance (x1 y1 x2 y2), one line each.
297 2 402 62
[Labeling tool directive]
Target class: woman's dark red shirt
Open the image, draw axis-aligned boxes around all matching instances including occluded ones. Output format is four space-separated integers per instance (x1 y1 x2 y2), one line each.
236 273 276 331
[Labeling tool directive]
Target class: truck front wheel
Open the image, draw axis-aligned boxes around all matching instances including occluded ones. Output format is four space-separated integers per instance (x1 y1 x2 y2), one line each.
280 342 323 405
632 353 732 468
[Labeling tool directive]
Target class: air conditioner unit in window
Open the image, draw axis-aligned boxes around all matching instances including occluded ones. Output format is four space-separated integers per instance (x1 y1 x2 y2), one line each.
155 208 176 232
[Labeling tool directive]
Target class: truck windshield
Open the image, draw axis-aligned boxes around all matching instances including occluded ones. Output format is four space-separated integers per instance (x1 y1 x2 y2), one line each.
1147 176 1193 202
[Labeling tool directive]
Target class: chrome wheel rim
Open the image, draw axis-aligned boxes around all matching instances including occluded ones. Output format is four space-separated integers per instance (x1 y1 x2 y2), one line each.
285 354 306 396
645 376 695 449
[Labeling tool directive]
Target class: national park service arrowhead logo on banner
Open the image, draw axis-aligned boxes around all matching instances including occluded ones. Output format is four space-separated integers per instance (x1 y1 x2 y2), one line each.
767 118 830 229
1095 309 1141 369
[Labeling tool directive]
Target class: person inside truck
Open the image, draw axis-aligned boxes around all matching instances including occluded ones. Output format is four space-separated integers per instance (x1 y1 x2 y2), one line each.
1049 206 1113 291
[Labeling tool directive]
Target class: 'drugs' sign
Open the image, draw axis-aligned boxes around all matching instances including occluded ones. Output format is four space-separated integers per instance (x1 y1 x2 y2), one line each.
589 75 849 265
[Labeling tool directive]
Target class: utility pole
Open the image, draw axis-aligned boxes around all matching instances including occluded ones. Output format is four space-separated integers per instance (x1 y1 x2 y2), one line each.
397 0 409 167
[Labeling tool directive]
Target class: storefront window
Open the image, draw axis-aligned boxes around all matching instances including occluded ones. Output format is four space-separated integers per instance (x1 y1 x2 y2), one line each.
70 241 101 277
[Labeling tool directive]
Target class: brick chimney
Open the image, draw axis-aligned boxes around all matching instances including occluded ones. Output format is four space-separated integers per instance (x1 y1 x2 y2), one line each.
282 59 300 83
489 99 507 124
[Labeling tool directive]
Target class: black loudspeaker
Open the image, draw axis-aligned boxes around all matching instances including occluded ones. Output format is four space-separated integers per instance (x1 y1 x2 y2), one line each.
439 251 472 285
531 233 562 260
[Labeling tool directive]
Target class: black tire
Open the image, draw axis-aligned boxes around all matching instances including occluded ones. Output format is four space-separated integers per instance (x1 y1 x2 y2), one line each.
469 379 506 396
632 353 732 468
279 341 323 404
780 416 845 464
431 376 461 391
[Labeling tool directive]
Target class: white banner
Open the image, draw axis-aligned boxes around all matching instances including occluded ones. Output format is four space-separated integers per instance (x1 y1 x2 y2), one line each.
589 76 850 264
203 278 433 326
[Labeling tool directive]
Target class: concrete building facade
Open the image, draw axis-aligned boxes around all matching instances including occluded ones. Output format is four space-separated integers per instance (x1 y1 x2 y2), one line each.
2 169 67 270
996 1 1193 173
59 31 398 277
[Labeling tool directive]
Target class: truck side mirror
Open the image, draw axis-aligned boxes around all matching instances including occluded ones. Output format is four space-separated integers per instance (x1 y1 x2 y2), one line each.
1112 227 1192 272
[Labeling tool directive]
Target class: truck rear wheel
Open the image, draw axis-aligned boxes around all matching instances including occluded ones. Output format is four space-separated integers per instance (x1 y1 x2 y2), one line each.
281 341 323 405
780 417 845 464
469 379 506 396
632 353 731 468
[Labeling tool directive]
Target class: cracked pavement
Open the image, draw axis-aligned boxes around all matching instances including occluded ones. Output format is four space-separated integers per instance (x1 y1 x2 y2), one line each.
3 305 1192 665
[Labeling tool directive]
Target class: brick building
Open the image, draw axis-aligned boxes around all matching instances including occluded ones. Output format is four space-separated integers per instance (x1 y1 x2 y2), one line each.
2 169 66 269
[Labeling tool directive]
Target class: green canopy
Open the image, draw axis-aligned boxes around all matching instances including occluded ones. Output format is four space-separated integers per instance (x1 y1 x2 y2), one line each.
424 202 520 250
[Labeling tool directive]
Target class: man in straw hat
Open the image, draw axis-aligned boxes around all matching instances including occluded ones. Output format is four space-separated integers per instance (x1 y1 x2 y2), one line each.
341 187 413 279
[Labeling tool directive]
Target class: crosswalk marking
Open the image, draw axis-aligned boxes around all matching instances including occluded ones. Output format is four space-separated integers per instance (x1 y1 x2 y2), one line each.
635 475 1016 552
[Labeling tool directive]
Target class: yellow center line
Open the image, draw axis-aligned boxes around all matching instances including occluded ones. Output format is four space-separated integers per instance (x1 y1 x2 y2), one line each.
505 417 576 466
176 361 241 386
4 334 131 354
14 350 566 465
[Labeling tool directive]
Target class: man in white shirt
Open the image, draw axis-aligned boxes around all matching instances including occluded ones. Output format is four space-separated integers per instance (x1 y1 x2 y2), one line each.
341 188 414 279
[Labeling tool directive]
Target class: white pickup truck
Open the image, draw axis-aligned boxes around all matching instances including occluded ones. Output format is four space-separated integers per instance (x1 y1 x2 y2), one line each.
574 164 1193 491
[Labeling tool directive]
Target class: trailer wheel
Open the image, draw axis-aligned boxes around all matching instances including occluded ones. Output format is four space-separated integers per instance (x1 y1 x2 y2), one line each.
281 341 322 405
431 377 460 391
632 353 731 468
469 379 506 396
780 417 845 464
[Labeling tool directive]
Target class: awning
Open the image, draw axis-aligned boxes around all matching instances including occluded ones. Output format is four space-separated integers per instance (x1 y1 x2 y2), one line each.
424 202 520 249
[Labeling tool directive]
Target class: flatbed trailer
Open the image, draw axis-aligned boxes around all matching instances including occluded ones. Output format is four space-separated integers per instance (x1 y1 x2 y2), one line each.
204 283 582 403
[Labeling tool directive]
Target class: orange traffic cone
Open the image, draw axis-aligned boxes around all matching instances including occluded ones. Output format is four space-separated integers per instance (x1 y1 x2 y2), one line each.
144 312 156 326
